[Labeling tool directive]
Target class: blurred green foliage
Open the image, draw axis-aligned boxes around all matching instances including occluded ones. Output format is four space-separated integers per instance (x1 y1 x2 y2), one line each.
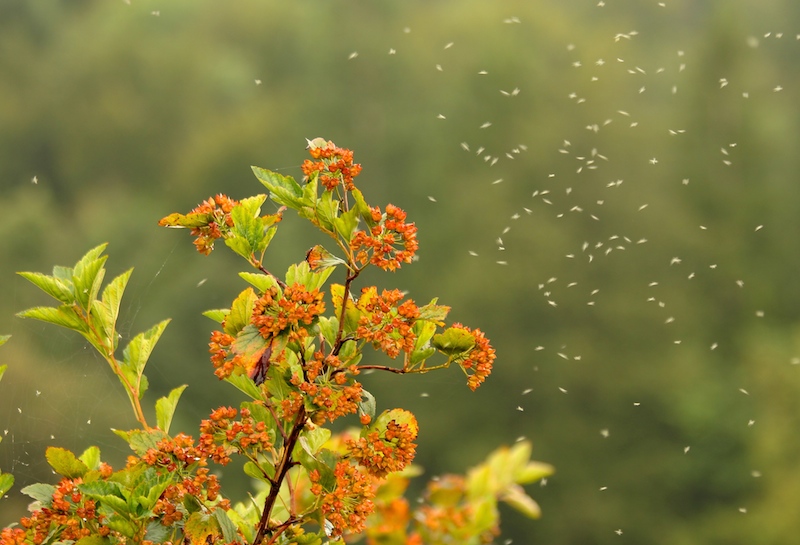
2 0 800 543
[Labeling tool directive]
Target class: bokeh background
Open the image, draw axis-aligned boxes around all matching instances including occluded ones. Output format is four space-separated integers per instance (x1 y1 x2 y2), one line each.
3 1 800 543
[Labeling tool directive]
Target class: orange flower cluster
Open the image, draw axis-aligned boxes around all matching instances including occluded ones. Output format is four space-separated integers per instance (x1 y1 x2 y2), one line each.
286 351 362 424
301 140 362 191
356 288 420 358
143 432 206 471
351 204 418 271
346 417 418 478
452 324 496 391
198 406 272 464
208 330 238 380
158 194 239 255
13 477 106 545
251 283 326 342
310 461 375 538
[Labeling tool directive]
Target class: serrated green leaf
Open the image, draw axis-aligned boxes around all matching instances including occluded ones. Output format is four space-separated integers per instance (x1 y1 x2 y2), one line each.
144 520 171 543
79 480 125 499
243 461 273 483
0 472 14 496
350 188 375 227
214 508 242 543
99 268 132 340
285 261 334 292
46 446 89 478
315 190 339 232
432 327 476 355
126 429 168 457
334 207 359 242
155 384 188 434
16 305 89 333
357 390 376 423
232 324 268 362
185 511 220 543
252 166 307 210
317 317 338 348
239 272 278 292
16 271 74 304
121 319 171 398
79 446 102 471
412 321 437 352
500 483 542 519
224 372 263 400
203 308 229 323
225 288 258 337
72 247 109 310
20 483 55 505
418 298 450 323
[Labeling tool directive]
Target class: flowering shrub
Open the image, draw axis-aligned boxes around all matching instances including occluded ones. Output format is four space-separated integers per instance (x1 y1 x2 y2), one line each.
1 139 552 544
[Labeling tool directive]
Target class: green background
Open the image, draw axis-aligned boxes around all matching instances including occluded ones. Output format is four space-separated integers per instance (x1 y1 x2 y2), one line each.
2 1 800 543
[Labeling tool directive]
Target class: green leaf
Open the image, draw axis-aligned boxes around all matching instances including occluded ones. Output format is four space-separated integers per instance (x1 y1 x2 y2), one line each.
239 272 278 292
225 288 258 337
0 472 14 497
100 268 133 336
224 372 263 400
300 427 332 456
432 327 476 356
155 385 188 434
20 483 55 505
252 166 308 210
243 461 273 483
334 207 359 242
418 298 450 323
185 511 220 544
357 389 376 423
75 535 110 545
121 319 171 399
125 429 169 457
79 480 124 499
79 446 102 471
72 247 109 310
144 520 172 543
16 305 89 333
203 309 229 323
46 447 89 478
330 284 360 336
516 460 555 484
214 508 242 543
315 190 339 232
0 363 7 383
317 317 338 348
159 211 213 228
16 272 74 304
225 195 268 260
0 335 9 348
285 261 334 292
501 484 542 519
351 188 376 227
232 324 269 363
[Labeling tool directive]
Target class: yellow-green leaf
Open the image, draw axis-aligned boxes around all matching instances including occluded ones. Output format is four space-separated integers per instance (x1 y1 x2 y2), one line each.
46 447 89 478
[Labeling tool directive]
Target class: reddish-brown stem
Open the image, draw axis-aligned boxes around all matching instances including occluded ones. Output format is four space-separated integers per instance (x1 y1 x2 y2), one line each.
265 517 302 545
357 364 407 375
256 261 288 289
252 406 306 545
332 270 359 356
